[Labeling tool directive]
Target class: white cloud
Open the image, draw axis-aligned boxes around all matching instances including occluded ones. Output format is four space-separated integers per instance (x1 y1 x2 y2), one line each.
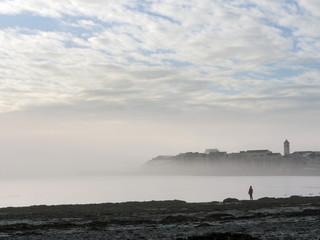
2 0 320 178
298 0 320 17
0 0 319 116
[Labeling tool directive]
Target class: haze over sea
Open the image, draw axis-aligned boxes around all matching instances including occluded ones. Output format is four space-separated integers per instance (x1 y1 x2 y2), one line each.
1 175 319 208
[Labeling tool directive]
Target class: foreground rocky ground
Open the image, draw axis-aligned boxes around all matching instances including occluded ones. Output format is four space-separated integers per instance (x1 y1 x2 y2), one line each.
0 196 319 239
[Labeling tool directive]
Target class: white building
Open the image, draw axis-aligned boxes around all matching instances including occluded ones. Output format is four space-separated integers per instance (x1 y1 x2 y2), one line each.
284 139 290 156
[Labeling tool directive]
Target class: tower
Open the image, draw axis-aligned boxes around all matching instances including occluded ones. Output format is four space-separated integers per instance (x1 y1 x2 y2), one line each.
284 139 290 156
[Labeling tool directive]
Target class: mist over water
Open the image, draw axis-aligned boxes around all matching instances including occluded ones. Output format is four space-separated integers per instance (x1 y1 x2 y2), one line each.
141 161 318 176
1 175 319 208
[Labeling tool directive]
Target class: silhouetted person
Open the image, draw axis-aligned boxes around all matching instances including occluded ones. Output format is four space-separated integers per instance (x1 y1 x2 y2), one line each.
248 186 253 200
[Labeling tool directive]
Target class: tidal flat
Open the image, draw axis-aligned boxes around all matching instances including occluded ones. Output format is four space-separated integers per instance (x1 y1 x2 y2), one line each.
0 196 319 239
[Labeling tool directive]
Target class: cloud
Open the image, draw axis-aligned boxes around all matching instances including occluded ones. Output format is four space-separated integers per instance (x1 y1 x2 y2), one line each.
0 0 319 117
298 0 320 17
2 1 320 178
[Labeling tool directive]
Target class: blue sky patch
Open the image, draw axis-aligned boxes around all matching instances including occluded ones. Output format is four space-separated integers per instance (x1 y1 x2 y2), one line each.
0 14 58 31
162 59 192 67
233 66 304 82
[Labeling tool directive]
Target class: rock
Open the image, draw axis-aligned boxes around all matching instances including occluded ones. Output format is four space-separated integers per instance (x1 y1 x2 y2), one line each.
223 198 240 203
160 215 199 224
205 213 234 220
257 197 276 201
289 195 302 199
176 232 260 240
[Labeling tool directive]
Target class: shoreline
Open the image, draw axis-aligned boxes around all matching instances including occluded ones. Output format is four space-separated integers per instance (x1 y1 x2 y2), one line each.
0 196 319 239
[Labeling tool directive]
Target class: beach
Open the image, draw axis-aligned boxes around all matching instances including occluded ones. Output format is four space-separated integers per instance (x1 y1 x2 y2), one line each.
0 196 319 239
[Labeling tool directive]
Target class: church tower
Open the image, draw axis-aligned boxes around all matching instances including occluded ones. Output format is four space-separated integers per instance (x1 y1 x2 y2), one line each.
284 139 290 156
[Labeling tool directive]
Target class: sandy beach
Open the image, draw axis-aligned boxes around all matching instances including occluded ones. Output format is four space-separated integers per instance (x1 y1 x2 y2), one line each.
0 196 319 239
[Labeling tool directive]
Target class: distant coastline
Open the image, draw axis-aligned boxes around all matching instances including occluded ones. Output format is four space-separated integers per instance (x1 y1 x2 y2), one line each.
143 140 320 176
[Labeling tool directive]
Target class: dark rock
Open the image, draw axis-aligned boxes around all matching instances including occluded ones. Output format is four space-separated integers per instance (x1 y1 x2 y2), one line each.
160 215 199 224
223 198 240 203
257 197 276 202
289 195 302 199
205 213 234 220
196 223 212 228
176 232 260 240
302 208 320 216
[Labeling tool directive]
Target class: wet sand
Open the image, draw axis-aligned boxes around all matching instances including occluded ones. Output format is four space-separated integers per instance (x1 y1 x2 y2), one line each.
0 196 319 239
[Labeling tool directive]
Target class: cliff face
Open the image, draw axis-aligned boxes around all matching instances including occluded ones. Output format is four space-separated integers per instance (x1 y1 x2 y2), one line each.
143 150 320 176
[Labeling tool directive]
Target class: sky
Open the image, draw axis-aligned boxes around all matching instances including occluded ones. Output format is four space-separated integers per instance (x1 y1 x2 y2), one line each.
0 0 320 178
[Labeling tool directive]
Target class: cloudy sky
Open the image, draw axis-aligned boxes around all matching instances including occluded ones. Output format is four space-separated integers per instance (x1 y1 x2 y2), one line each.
0 0 320 177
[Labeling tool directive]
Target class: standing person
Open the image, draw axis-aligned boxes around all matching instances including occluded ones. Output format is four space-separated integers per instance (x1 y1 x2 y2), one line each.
248 186 253 200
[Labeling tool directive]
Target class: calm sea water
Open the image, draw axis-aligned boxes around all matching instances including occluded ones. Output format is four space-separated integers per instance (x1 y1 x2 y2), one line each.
0 176 319 207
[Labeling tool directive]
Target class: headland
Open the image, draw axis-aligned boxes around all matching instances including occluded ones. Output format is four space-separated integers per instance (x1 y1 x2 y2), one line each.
143 140 320 175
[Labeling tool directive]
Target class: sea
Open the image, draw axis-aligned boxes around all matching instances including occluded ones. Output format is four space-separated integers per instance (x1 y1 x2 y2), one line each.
0 175 320 207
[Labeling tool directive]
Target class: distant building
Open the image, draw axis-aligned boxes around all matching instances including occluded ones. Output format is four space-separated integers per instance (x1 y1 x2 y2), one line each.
144 140 320 175
284 140 290 156
246 150 272 157
291 151 313 158
205 148 219 154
